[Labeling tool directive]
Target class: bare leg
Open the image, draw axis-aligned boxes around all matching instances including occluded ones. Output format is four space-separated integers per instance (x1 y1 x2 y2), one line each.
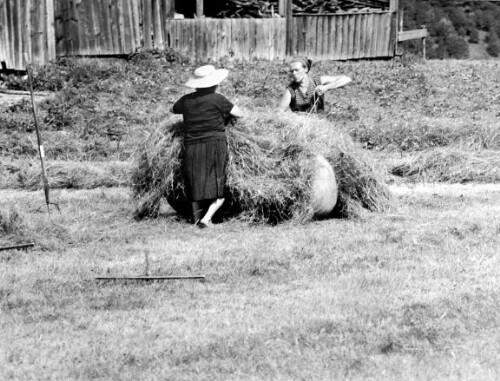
200 198 225 226
191 201 204 224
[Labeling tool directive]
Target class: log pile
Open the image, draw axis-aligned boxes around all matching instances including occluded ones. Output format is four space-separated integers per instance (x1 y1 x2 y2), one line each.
215 0 390 18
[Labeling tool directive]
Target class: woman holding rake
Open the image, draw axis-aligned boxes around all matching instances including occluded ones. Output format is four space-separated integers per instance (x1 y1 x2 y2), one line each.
278 56 352 113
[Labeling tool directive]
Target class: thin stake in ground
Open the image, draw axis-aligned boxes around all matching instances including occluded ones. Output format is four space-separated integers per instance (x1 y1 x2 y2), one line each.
24 53 59 214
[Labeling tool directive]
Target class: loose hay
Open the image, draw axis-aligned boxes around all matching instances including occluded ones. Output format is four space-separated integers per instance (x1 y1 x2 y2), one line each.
391 148 500 183
12 161 131 190
132 110 390 223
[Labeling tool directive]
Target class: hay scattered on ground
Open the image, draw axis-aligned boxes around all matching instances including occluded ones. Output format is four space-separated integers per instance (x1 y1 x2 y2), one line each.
132 109 390 223
0 208 29 241
3 160 131 190
391 148 500 183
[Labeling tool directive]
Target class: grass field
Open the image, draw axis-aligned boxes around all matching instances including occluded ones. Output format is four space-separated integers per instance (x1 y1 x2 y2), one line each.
1 55 500 380
1 184 499 380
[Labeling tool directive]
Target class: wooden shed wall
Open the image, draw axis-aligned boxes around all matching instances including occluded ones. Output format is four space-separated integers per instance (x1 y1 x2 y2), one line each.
164 18 287 61
0 0 56 70
1 0 397 69
53 0 175 56
163 11 395 61
292 12 394 59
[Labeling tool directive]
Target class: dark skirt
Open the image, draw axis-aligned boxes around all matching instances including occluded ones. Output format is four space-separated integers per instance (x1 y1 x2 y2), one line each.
183 138 227 201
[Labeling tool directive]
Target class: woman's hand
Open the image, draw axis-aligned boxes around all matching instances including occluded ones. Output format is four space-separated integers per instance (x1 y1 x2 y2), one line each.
315 85 328 96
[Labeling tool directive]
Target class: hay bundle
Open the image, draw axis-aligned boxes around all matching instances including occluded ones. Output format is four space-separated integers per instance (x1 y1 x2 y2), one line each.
391 148 500 183
132 110 390 223
14 161 131 190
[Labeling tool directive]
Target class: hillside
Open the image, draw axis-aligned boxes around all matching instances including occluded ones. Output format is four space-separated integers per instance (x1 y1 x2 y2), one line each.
401 0 500 59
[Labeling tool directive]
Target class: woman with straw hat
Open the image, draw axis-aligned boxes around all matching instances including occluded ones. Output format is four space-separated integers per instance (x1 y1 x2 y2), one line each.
172 65 243 228
278 57 351 113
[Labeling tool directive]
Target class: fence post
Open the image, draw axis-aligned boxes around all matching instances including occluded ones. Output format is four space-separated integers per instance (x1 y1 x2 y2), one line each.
285 0 292 56
143 0 153 49
278 0 286 16
396 7 403 56
422 25 426 60
196 0 203 18
390 0 399 57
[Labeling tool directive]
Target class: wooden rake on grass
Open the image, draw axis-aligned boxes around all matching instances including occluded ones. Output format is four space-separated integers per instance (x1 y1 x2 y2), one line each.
0 242 35 252
96 250 206 282
24 53 59 215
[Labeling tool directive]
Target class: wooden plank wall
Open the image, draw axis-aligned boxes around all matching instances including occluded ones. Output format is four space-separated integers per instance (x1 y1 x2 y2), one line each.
164 18 287 61
164 12 394 61
54 0 174 56
1 1 395 69
0 0 56 70
291 12 394 59
55 0 143 55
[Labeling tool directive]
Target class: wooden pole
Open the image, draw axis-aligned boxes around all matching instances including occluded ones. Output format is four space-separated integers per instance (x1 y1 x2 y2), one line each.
396 7 403 56
278 0 286 16
285 0 292 56
46 0 56 61
24 53 51 214
0 242 35 251
196 0 203 18
143 0 152 49
422 24 426 60
96 276 206 281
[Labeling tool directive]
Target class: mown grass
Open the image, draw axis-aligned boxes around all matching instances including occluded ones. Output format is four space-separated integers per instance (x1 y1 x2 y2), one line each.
1 55 499 379
1 55 499 190
2 56 499 160
1 185 499 379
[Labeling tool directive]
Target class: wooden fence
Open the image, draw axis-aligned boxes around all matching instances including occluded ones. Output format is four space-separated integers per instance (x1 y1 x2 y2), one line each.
54 0 174 56
0 0 56 70
292 12 395 59
1 0 400 70
165 18 287 61
163 11 395 61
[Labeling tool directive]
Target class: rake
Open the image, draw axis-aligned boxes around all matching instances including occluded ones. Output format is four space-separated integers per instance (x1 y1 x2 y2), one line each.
24 53 59 214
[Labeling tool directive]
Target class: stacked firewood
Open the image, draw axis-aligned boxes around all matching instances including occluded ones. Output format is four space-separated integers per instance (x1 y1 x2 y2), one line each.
216 0 389 18
216 0 278 18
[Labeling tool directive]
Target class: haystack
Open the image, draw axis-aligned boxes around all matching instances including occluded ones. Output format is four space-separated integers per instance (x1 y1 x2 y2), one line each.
132 109 390 223
391 148 500 183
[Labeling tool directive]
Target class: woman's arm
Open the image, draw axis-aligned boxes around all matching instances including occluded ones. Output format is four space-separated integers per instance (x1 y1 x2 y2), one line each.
315 75 352 96
229 105 244 118
277 89 292 111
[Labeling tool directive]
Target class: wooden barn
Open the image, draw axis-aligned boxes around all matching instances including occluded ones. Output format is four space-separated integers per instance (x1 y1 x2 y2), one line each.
0 0 426 70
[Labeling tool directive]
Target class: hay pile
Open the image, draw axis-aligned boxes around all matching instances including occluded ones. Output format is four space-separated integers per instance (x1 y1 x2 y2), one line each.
132 110 390 223
5 161 131 190
391 148 500 183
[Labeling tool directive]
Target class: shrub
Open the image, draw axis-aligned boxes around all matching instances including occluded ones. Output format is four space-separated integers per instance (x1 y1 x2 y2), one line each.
0 208 28 236
446 35 469 59
486 31 500 57
469 28 479 43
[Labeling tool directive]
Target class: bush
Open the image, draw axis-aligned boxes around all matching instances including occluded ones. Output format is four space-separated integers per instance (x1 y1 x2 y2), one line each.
486 32 500 57
469 28 479 43
446 35 469 59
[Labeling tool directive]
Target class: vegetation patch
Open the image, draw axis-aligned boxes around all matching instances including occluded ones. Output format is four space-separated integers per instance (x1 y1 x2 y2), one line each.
11 160 131 190
0 208 28 238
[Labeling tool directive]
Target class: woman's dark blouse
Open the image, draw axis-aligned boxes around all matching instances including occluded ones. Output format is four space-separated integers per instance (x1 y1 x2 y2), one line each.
173 92 234 143
287 75 324 112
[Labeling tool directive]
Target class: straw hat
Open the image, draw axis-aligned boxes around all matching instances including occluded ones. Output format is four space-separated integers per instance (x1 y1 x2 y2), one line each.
185 65 229 88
